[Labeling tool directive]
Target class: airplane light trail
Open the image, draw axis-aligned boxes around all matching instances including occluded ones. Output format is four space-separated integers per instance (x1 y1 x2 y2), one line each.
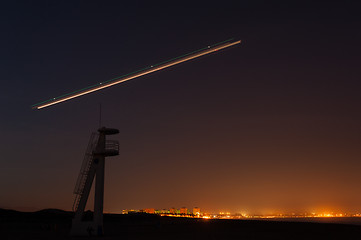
32 39 241 109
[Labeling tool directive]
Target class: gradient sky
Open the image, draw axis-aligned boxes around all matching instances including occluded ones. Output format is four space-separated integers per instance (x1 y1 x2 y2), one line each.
1 1 361 214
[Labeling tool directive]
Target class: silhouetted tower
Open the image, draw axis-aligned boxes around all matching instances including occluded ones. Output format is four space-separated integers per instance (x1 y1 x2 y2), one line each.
70 127 119 236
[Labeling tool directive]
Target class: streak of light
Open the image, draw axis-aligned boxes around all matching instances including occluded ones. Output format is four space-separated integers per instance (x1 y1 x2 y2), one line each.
32 39 241 109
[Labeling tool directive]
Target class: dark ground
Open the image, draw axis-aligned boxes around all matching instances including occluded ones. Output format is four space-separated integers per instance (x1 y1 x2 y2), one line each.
1 209 361 240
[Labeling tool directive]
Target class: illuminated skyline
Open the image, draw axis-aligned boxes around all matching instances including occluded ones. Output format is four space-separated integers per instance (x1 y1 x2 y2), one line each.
1 1 361 214
120 207 361 219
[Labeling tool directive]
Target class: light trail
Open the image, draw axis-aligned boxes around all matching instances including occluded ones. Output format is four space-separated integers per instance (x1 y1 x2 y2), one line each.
32 39 241 109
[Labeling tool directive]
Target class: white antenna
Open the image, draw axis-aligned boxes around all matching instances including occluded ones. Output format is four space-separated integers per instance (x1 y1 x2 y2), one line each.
99 103 102 128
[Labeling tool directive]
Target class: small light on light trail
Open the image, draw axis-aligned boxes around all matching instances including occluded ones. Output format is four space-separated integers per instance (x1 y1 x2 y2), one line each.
32 39 241 110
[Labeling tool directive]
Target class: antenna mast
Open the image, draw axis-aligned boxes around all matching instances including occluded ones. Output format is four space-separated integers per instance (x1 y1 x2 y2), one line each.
99 103 102 128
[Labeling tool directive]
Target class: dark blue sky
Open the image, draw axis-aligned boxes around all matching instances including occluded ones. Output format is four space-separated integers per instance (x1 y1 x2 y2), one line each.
1 1 361 214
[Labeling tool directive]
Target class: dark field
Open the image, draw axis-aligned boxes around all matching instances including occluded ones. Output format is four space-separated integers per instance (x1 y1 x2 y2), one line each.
2 209 361 240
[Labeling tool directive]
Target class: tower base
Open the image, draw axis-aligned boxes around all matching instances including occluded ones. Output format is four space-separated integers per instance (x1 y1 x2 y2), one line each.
70 219 103 236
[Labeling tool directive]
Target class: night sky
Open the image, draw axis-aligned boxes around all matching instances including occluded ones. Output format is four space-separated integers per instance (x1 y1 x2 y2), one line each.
1 1 361 214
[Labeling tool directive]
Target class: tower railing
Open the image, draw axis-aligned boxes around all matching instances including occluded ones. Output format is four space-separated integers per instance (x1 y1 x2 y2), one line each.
105 140 119 156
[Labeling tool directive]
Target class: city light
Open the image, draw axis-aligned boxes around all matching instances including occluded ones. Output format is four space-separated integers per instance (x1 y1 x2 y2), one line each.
120 207 361 220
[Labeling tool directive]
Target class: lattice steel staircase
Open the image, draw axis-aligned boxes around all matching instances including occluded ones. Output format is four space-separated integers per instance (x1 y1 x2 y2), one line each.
72 132 99 212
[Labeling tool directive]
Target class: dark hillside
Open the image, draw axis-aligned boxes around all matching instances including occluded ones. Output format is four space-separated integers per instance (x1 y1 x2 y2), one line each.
1 209 361 239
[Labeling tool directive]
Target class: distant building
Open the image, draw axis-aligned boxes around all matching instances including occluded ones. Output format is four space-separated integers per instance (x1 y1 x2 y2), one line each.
122 209 137 214
170 208 176 214
193 207 201 216
180 207 188 214
144 208 155 214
